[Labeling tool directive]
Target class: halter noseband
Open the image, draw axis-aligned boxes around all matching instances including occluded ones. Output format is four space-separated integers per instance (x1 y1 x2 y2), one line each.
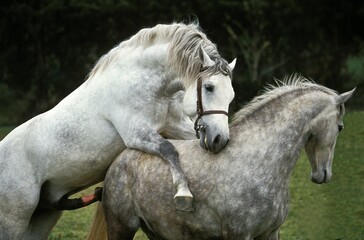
194 77 229 138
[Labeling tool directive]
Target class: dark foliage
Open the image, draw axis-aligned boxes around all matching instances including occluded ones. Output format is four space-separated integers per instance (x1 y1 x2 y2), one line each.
0 0 363 124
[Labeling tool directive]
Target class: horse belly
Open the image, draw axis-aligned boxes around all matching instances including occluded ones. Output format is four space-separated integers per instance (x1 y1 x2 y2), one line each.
45 136 124 186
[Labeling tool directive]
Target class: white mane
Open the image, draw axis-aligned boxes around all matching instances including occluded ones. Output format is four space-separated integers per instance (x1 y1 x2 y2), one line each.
87 23 231 86
231 74 338 125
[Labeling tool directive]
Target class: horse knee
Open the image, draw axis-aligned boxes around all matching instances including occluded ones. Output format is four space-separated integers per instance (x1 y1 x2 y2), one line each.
159 140 179 162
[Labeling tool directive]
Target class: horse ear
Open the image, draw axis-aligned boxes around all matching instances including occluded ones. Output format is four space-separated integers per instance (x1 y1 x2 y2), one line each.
229 58 237 70
335 88 356 105
201 47 214 68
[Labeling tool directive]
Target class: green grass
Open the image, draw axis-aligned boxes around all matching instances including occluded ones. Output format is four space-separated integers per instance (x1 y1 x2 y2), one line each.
1 111 363 239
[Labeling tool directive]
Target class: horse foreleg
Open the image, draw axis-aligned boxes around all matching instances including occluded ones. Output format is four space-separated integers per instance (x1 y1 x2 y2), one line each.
266 229 280 240
104 206 137 240
124 126 193 212
159 139 194 212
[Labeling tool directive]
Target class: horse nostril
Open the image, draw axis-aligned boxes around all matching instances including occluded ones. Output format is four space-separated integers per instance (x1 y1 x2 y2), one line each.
213 134 221 145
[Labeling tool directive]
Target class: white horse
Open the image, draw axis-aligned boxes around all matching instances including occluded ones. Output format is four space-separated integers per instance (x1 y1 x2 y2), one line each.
101 77 355 240
0 23 236 239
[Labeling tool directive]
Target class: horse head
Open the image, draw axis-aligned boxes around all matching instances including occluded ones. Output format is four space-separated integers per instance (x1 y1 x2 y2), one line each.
183 48 236 153
305 88 355 184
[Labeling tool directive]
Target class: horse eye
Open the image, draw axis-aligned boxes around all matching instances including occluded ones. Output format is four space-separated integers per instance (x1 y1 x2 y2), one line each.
338 124 344 132
205 84 214 92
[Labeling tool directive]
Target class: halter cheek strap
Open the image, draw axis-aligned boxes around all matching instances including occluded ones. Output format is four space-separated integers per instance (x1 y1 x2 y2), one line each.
194 77 229 138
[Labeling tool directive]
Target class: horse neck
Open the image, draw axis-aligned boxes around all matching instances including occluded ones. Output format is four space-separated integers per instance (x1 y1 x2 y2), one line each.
85 42 182 94
230 90 331 187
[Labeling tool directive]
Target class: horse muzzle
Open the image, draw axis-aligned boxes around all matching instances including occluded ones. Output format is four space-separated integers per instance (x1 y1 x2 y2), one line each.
197 122 229 154
311 169 332 184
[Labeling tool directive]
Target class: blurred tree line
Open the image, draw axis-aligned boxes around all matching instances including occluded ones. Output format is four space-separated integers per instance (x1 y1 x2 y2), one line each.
0 0 363 125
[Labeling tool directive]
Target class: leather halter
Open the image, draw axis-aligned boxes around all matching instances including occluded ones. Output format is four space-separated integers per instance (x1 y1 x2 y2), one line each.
194 77 229 138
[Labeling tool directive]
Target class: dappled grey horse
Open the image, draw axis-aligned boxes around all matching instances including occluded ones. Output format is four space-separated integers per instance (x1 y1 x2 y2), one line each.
102 76 355 240
0 23 236 240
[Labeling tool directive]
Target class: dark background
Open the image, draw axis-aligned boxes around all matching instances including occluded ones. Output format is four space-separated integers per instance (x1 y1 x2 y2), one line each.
1 0 363 125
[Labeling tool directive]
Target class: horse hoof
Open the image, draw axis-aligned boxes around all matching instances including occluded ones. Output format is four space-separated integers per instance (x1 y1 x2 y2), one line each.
174 196 194 212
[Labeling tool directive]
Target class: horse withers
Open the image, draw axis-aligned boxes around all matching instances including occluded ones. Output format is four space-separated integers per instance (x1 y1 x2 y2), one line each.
102 76 355 240
0 23 236 240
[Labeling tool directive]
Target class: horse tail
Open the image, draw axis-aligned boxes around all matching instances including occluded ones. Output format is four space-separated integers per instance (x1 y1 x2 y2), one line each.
86 203 108 240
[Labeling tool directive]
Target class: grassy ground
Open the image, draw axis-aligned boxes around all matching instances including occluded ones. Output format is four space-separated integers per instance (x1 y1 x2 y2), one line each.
1 111 363 239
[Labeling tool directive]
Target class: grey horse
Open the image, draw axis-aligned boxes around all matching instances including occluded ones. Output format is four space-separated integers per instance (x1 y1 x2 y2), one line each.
0 23 236 239
101 76 355 240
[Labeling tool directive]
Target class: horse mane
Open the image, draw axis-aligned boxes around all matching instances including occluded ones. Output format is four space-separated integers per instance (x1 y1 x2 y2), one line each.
231 74 338 126
87 22 231 86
